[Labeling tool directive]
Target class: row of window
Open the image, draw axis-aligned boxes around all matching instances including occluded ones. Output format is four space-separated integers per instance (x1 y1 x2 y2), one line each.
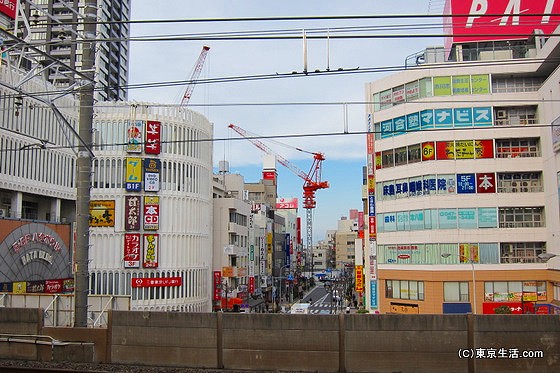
92 157 209 195
377 172 542 201
0 136 75 189
377 138 540 169
387 280 547 303
372 75 541 113
378 242 546 265
0 90 78 148
377 207 545 233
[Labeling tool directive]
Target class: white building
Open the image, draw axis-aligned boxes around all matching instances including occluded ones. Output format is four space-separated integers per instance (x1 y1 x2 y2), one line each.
88 102 213 312
364 4 560 314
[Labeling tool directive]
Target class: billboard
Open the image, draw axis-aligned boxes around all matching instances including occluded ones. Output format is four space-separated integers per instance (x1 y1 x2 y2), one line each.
145 120 161 154
444 0 560 50
0 0 16 19
89 200 115 227
276 197 298 209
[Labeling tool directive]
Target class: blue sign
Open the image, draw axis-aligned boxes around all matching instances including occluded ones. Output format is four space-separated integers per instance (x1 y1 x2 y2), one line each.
435 108 453 127
381 120 393 138
473 107 492 126
453 107 473 127
420 109 434 129
407 112 420 132
370 281 378 309
394 116 406 135
457 174 476 194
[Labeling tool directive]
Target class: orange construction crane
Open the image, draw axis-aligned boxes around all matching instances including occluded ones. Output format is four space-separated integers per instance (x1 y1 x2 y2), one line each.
228 124 329 271
180 45 210 106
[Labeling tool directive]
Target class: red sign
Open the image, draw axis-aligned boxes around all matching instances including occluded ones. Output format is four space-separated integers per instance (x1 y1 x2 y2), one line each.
45 279 63 293
249 277 255 293
276 197 298 209
213 271 222 300
475 139 494 159
483 302 524 314
0 0 16 19
124 233 141 268
262 171 276 181
444 0 560 50
131 277 182 288
369 216 376 239
476 173 496 193
436 141 455 160
145 121 161 154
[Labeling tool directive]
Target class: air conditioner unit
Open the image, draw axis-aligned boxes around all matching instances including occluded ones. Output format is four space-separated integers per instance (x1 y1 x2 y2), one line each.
0 209 6 218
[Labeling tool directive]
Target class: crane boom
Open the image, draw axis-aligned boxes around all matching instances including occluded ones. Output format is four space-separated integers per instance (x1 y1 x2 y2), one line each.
228 123 329 209
180 46 210 106
229 123 328 276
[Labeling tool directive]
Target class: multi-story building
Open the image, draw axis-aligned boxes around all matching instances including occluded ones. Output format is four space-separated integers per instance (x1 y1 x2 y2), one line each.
364 0 560 314
87 103 213 312
334 215 360 270
17 0 129 102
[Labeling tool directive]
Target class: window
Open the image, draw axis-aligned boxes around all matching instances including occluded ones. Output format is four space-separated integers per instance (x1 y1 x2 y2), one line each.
386 280 424 300
497 172 543 193
484 281 547 302
500 242 546 263
499 207 544 228
394 147 407 166
408 144 421 163
444 282 469 302
381 149 394 168
494 106 537 126
495 138 540 158
492 77 543 93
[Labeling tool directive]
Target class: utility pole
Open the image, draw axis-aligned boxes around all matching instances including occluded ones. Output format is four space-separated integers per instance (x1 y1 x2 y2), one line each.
74 0 97 327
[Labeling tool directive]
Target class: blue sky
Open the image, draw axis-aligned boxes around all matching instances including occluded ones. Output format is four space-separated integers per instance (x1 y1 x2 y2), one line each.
128 0 441 241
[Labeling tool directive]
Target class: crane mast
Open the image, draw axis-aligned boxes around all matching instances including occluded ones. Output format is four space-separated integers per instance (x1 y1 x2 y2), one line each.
228 124 329 274
180 45 210 106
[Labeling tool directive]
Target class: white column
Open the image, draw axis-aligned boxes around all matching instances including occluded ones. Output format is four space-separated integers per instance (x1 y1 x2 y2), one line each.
50 198 61 222
10 191 22 218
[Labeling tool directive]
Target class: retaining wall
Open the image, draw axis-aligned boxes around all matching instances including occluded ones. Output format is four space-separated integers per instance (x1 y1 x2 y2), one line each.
1 308 559 373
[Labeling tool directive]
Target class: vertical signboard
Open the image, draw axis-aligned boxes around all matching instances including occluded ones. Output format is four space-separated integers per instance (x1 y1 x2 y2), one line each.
124 196 141 231
144 158 161 192
366 113 378 311
143 196 160 230
126 120 143 153
143 234 159 268
145 120 161 154
124 233 141 268
125 158 142 192
355 265 364 292
213 271 222 301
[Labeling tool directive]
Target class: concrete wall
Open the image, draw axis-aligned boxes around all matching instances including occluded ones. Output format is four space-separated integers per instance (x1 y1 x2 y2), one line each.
1 308 559 373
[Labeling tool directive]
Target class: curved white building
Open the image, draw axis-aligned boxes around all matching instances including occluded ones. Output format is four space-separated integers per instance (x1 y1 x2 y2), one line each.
89 103 213 312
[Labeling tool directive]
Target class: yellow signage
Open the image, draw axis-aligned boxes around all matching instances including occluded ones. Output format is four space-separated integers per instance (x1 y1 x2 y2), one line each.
89 200 115 227
355 265 364 292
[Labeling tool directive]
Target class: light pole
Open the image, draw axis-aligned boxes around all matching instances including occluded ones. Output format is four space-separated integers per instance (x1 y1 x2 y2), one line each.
441 253 477 315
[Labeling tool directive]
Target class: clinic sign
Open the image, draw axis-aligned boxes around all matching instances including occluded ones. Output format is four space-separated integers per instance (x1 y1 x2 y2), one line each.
444 0 560 50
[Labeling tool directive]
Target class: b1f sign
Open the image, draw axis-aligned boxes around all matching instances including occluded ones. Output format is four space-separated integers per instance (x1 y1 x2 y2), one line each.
444 0 560 47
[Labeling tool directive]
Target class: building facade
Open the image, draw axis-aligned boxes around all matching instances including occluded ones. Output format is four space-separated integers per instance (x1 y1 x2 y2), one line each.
364 2 560 314
17 0 130 102
88 103 213 312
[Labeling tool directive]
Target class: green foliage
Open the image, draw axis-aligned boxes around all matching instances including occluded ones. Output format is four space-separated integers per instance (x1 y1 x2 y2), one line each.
356 308 369 314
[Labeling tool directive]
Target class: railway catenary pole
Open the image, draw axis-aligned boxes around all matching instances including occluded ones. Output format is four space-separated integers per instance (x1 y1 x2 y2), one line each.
74 0 97 327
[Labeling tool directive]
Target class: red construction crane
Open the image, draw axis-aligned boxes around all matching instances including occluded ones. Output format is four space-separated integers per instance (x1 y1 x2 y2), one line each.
180 45 210 106
228 123 329 271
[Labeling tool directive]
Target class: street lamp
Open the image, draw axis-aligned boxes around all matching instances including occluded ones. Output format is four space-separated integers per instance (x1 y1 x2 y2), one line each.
441 253 477 315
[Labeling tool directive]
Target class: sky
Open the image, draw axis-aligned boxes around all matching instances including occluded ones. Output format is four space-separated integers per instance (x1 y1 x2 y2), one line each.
127 0 444 242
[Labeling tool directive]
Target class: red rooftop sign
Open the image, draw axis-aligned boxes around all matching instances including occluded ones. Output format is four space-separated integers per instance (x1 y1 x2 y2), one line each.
0 0 16 19
444 0 560 50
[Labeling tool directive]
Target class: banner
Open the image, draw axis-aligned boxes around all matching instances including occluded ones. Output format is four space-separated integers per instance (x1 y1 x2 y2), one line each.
143 234 159 268
124 196 141 231
143 196 160 230
124 233 141 268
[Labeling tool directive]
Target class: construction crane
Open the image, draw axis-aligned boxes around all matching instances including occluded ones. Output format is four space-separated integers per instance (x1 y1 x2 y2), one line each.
228 124 329 273
180 45 210 106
